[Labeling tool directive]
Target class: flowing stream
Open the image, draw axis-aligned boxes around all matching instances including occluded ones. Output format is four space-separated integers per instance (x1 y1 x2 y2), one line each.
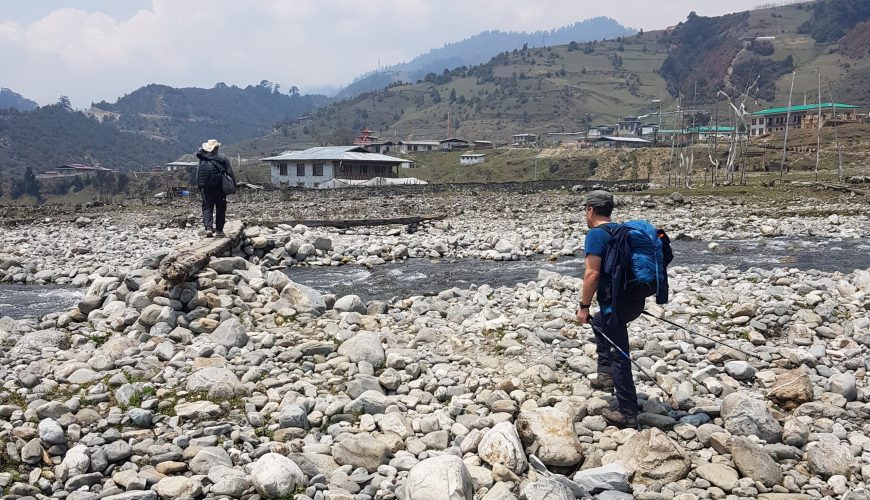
2 238 868 319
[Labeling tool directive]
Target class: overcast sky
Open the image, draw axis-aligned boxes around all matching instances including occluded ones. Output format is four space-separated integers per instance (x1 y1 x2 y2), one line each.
1 0 763 108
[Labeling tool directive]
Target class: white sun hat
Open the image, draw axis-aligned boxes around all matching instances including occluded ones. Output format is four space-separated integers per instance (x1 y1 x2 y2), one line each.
201 139 221 152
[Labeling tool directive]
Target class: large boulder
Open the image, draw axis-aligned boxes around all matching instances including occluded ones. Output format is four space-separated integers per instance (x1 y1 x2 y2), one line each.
250 453 304 499
209 256 248 274
807 440 853 479
573 463 630 493
695 463 739 492
721 392 782 443
186 367 245 396
11 329 69 357
337 332 385 366
280 281 326 316
767 369 814 410
615 428 689 485
406 455 473 500
189 446 232 475
209 317 248 348
520 480 574 500
478 421 528 474
515 407 583 467
731 437 783 487
332 434 390 472
334 295 367 314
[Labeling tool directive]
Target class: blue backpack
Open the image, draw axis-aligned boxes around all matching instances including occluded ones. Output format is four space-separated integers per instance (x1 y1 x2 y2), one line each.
600 221 673 322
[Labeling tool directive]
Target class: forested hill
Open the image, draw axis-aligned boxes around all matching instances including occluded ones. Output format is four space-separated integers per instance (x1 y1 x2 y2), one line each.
0 105 178 174
336 17 635 99
0 87 38 112
0 82 327 177
91 82 328 148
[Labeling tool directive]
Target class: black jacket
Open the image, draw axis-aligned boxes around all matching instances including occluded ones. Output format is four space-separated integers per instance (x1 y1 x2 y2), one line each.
196 149 235 189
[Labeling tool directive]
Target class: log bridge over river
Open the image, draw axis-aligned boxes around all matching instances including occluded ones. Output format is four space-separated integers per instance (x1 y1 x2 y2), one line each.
157 214 446 283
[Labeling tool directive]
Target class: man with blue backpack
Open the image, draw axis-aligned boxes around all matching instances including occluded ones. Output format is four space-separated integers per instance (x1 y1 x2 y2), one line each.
576 190 672 428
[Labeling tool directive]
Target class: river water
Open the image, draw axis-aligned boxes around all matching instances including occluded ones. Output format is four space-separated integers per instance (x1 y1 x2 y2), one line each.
2 238 868 320
285 238 870 303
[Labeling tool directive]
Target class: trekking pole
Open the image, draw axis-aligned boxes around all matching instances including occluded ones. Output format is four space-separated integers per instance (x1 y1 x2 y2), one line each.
642 311 762 359
590 323 674 401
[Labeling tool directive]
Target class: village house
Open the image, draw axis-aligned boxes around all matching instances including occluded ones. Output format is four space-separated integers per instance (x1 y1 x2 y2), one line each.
472 140 493 149
750 102 860 137
594 136 651 149
459 153 486 165
397 140 440 153
586 126 616 141
262 146 406 188
36 164 114 179
439 138 470 151
362 141 397 154
616 116 641 136
164 161 198 172
511 133 538 147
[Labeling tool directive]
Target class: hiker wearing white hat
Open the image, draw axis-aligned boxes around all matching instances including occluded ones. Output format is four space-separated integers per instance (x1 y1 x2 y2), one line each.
195 139 236 237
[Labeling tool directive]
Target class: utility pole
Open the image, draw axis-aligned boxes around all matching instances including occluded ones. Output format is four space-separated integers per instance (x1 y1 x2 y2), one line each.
829 85 843 183
815 67 822 182
652 99 662 146
780 71 796 184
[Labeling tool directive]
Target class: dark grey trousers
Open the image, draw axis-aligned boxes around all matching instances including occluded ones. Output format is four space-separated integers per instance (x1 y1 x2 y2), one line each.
200 186 226 232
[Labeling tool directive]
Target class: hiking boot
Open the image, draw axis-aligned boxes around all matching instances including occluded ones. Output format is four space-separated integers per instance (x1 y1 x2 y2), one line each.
215 230 225 237
205 230 214 238
591 372 614 393
601 407 638 429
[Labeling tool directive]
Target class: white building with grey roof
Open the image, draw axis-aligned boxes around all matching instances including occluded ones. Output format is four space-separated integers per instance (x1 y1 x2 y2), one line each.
262 146 408 188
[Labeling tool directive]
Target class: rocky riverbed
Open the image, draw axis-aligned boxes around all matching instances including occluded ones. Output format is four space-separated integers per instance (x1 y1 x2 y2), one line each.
1 187 870 500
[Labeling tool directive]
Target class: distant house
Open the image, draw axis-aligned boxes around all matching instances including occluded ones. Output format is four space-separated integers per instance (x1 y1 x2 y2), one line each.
586 126 616 141
37 164 114 179
440 138 470 151
473 140 493 149
547 132 585 144
362 141 397 154
397 140 441 153
262 146 406 188
512 133 538 147
594 136 651 149
165 161 198 172
459 153 486 165
750 102 860 137
617 116 641 136
638 123 659 139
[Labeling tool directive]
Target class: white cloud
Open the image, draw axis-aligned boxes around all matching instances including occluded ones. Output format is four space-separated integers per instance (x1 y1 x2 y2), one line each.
0 0 763 107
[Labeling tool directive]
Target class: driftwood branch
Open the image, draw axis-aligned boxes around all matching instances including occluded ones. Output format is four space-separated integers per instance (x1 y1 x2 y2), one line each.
251 214 448 229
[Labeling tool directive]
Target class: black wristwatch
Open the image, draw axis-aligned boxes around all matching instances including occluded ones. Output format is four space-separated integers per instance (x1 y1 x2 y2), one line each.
579 304 591 309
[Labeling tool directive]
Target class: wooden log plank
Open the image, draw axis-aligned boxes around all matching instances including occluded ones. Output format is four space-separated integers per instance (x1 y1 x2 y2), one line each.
251 214 447 229
158 220 244 282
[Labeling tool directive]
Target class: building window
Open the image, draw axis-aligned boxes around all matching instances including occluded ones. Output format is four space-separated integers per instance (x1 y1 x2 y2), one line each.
296 164 305 176
313 163 324 176
279 164 288 176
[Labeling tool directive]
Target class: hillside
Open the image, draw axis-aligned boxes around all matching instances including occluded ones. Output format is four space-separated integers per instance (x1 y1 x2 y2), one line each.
239 1 870 159
0 82 327 178
91 82 327 147
337 17 636 99
0 105 179 175
0 87 38 112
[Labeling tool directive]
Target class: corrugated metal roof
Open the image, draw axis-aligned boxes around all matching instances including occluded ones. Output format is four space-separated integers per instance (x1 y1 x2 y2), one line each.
753 102 858 116
600 136 650 143
262 146 406 163
398 140 441 146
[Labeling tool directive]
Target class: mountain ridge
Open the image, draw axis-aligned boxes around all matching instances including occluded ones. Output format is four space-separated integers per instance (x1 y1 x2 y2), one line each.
336 17 636 99
0 87 39 112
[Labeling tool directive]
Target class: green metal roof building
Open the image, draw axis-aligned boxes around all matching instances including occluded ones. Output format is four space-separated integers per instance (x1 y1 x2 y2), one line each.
750 102 861 137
